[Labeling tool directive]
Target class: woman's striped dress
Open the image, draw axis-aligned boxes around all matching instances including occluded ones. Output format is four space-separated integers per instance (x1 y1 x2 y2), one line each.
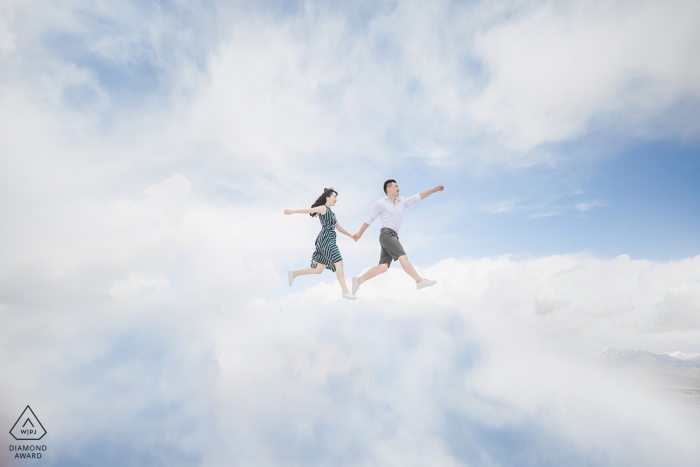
311 207 342 272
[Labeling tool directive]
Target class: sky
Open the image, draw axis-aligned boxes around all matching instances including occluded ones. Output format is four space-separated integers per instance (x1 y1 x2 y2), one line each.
1 0 700 465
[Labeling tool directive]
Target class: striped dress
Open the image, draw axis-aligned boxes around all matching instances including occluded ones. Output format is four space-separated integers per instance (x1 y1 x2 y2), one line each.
311 207 342 272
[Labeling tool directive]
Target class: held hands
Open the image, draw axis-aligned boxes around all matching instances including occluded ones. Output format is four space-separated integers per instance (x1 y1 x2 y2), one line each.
352 232 361 242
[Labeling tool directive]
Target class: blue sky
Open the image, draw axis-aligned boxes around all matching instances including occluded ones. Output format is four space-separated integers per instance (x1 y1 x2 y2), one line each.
1 0 700 465
429 138 700 261
8 0 697 263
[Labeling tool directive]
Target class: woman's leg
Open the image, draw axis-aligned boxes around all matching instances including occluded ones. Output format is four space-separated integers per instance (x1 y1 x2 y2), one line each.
334 260 350 293
293 263 325 279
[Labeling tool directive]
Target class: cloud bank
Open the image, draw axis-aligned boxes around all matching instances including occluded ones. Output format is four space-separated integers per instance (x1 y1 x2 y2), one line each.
2 174 700 464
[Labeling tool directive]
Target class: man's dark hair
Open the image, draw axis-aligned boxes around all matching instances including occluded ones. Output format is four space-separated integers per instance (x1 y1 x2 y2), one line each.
383 179 397 194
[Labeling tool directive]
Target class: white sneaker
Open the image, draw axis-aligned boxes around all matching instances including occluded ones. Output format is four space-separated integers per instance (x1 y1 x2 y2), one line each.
342 292 357 300
288 271 294 286
352 277 359 295
417 279 437 290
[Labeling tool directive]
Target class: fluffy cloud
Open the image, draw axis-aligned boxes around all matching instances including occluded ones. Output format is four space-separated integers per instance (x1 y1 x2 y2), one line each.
4 0 698 175
186 0 700 166
3 249 700 465
285 252 700 351
471 0 700 150
0 2 17 57
1 1 700 465
2 178 700 464
211 253 700 465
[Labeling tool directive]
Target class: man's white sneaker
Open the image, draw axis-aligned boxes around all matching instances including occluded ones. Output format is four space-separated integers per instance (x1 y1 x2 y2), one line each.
342 292 357 300
352 277 359 295
288 271 294 286
417 279 437 290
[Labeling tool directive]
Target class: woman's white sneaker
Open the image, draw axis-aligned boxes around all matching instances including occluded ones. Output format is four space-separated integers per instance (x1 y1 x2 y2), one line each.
352 277 359 295
288 271 294 286
417 279 437 290
342 292 357 300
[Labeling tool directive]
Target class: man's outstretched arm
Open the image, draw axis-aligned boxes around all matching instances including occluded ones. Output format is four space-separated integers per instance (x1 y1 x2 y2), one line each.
420 185 444 199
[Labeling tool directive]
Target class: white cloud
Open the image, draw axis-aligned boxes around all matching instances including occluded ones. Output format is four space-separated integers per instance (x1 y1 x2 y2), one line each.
575 200 605 212
2 255 700 466
533 284 570 314
653 280 700 331
475 199 517 214
2 181 700 463
471 0 700 150
0 2 17 57
284 253 700 351
188 22 340 169
107 273 170 300
215 303 699 465
1 2 700 463
476 196 603 218
142 173 191 210
2 0 699 182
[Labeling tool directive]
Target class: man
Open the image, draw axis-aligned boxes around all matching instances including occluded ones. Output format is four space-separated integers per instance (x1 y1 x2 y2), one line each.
351 179 444 295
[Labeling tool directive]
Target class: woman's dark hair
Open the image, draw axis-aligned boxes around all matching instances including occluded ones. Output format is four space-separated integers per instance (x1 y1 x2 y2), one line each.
310 187 338 217
383 179 397 194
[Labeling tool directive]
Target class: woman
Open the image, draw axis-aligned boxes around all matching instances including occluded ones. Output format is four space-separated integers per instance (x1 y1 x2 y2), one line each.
284 188 357 299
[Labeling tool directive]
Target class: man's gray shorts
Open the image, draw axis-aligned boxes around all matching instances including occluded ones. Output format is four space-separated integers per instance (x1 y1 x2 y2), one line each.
379 228 406 266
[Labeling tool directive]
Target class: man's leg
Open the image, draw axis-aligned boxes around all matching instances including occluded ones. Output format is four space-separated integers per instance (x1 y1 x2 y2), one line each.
357 263 389 286
357 241 392 288
397 255 422 283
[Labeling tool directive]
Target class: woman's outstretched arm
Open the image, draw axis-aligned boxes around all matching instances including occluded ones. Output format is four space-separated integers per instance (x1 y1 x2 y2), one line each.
284 206 327 215
335 222 353 238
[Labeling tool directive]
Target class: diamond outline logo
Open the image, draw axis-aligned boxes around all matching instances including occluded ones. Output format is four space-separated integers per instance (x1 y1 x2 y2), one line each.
10 406 47 441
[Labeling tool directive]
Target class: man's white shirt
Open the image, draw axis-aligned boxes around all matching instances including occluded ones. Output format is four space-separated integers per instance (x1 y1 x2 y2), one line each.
364 194 421 233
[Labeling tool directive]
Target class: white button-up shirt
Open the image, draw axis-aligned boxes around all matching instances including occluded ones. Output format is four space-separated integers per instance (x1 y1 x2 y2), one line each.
364 194 422 233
